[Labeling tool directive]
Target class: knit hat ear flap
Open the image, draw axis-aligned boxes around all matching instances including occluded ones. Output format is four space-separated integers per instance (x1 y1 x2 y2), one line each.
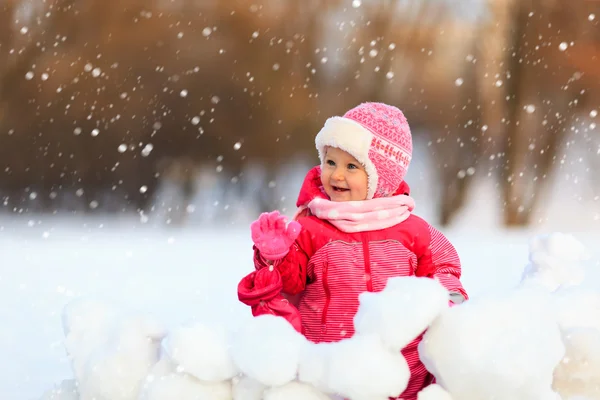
315 102 412 199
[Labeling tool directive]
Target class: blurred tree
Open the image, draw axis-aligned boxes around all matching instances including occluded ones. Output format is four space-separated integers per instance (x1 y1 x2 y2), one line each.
0 0 597 227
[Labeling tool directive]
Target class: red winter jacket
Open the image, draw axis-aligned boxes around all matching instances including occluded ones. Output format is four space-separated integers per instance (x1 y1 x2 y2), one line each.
252 166 468 400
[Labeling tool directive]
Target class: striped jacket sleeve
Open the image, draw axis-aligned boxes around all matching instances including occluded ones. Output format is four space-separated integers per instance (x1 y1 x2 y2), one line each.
416 224 468 304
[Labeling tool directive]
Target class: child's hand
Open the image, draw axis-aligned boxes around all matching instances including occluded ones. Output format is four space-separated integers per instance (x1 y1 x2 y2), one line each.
250 211 301 260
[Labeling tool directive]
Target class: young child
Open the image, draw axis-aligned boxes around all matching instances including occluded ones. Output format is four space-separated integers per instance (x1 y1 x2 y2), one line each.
239 102 467 399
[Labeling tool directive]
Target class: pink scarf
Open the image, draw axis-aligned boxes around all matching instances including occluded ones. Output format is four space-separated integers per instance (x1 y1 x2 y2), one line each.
295 194 416 233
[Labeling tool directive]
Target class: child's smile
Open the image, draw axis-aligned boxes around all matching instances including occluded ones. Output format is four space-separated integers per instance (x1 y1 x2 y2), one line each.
320 147 368 201
332 185 349 192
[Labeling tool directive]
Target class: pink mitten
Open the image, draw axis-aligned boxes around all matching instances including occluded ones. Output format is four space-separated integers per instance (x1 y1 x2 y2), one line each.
250 211 301 260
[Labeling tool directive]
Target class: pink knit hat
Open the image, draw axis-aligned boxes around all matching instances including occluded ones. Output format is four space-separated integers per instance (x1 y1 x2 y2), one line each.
315 102 413 199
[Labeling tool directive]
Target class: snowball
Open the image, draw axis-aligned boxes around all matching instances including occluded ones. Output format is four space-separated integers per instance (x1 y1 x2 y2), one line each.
417 384 453 400
551 286 600 332
325 334 410 400
553 327 600 399
137 357 176 397
164 321 239 382
521 233 589 291
263 381 332 400
230 314 307 386
298 341 335 392
62 297 118 338
38 379 79 400
62 297 119 381
140 372 232 400
419 286 565 400
354 276 449 352
231 375 265 400
77 314 167 400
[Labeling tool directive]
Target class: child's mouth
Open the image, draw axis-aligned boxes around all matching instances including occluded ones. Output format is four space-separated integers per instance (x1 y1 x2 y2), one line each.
332 186 349 192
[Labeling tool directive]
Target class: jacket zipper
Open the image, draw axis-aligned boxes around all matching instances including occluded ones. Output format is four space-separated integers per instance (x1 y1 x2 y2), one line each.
362 233 373 292
321 261 330 333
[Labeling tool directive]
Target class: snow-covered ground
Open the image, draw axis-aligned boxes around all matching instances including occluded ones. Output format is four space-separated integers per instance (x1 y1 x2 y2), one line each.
1 214 599 400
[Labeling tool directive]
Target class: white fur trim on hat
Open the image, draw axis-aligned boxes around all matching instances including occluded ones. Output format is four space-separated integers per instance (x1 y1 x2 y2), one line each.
315 116 379 199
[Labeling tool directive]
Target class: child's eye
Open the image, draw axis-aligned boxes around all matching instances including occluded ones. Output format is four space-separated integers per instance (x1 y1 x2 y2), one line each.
347 163 358 170
326 159 336 166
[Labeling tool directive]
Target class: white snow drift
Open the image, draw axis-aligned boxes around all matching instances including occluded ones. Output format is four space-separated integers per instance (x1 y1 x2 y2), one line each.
39 232 600 400
419 232 600 400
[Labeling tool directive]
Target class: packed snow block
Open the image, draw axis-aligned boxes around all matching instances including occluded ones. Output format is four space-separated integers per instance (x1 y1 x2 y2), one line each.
38 379 79 400
62 297 119 338
354 276 449 352
231 375 266 400
322 334 410 400
77 314 167 400
551 285 600 332
137 357 177 399
139 372 232 400
417 384 453 400
298 340 335 392
263 381 333 400
144 357 177 382
553 327 600 400
419 287 565 400
299 333 410 398
62 297 120 382
520 233 589 291
163 321 239 382
230 314 308 387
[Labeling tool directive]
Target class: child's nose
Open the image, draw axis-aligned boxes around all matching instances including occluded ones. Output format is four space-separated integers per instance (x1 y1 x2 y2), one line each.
331 168 344 180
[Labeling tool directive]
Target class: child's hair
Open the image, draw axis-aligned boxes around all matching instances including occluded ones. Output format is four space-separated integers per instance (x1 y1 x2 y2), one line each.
314 102 412 199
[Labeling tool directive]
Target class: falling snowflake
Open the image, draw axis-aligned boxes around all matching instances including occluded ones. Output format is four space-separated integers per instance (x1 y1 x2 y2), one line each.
141 143 153 157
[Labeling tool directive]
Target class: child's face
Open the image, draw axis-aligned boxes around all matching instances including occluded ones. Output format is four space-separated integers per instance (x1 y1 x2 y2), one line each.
321 147 368 201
